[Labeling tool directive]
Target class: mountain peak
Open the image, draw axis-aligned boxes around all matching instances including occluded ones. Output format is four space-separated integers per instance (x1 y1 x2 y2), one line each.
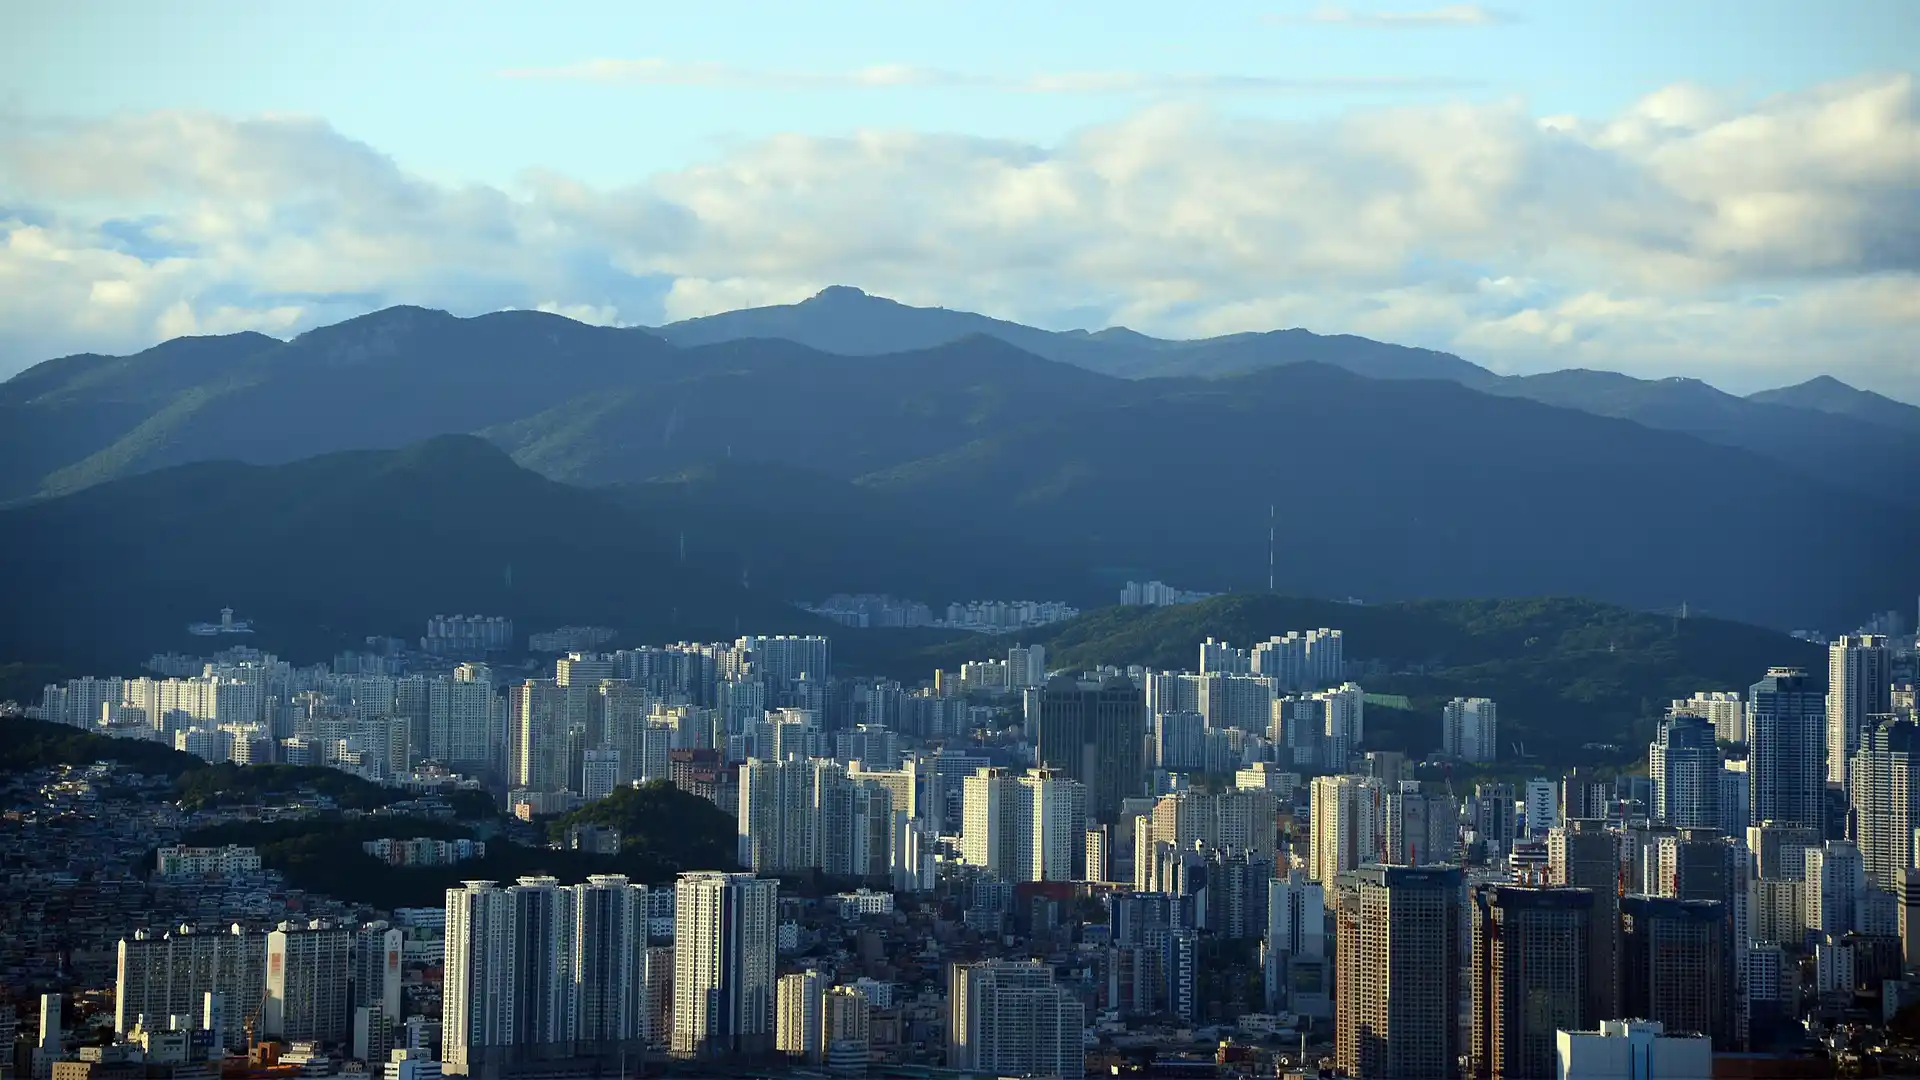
807 285 876 304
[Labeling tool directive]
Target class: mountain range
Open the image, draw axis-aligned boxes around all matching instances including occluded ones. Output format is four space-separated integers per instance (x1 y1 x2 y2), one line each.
3 289 1916 640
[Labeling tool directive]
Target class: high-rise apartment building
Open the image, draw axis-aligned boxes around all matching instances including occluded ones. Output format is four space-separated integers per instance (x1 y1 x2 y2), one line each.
1672 691 1745 744
947 960 1084 1079
428 670 495 769
1036 674 1145 824
1334 865 1462 1079
1620 895 1730 1048
1650 714 1720 828
1265 871 1330 1018
1545 819 1622 1020
821 986 871 1076
1442 697 1498 762
1850 718 1919 891
1748 668 1826 834
264 923 352 1043
1309 775 1384 888
1828 635 1893 786
1471 885 1613 1080
571 875 655 1061
1382 781 1459 866
1804 840 1867 938
775 970 827 1064
672 872 778 1060
1316 684 1367 772
442 875 665 1075
115 926 263 1049
961 768 1087 882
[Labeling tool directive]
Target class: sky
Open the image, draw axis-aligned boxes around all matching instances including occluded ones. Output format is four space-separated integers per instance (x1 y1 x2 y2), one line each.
2 0 1916 397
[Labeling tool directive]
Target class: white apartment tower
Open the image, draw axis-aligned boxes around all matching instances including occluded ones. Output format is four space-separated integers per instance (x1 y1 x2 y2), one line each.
264 923 353 1043
775 970 828 1063
1850 719 1920 891
1829 635 1893 786
960 768 1087 882
672 872 778 1060
1309 775 1384 889
1442 697 1498 762
947 960 1084 1078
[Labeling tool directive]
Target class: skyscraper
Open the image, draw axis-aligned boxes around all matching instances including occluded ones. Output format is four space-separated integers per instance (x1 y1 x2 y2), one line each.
1828 635 1893 786
1036 674 1145 824
1335 865 1462 1079
1546 819 1622 1019
1309 775 1384 888
264 923 353 1043
428 670 495 770
960 767 1087 882
1442 697 1498 763
947 960 1084 1078
1265 870 1330 1018
672 872 778 1060
1747 668 1826 834
442 881 510 1077
115 926 263 1049
1850 717 1918 891
1650 713 1720 828
1471 885 1612 1080
775 970 827 1064
570 875 652 1061
1620 896 1730 1048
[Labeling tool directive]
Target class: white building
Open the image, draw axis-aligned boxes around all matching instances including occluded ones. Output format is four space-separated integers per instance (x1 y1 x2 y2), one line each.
155 845 262 880
1849 718 1919 891
831 889 894 919
1671 691 1745 744
1828 635 1893 787
1314 684 1366 770
1555 1019 1711 1080
960 768 1087 882
775 970 828 1063
264 923 353 1044
1805 841 1868 938
947 960 1084 1078
672 872 778 1059
1441 697 1497 762
1524 778 1559 837
1308 775 1383 888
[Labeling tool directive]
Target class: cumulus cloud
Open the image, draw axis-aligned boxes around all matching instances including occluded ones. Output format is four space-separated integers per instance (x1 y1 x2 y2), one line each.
1 73 1915 399
498 58 1476 94
1269 5 1518 27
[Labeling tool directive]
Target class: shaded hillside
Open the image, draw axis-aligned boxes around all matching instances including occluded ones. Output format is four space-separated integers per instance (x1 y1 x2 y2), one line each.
181 784 734 910
606 459 1107 606
901 594 1824 756
861 364 1918 630
9 308 673 500
1483 369 1920 502
487 334 1134 485
0 435 821 673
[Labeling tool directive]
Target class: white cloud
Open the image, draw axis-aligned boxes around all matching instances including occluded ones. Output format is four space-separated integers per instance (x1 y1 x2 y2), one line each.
1 73 1915 400
498 58 1477 95
1270 5 1518 27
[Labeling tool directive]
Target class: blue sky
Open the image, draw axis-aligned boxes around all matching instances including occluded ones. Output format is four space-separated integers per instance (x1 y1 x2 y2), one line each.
2 1 1916 396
